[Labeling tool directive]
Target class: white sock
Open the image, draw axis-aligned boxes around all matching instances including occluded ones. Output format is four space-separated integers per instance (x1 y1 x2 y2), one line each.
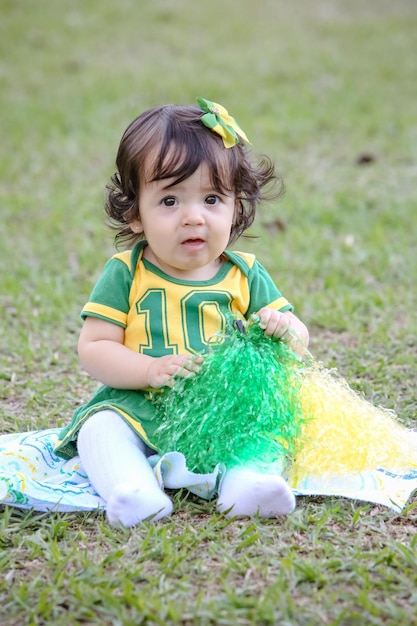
106 481 173 527
217 467 296 518
77 410 173 527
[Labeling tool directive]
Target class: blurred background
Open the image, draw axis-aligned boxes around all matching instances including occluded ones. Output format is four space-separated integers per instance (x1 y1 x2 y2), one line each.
1 0 416 428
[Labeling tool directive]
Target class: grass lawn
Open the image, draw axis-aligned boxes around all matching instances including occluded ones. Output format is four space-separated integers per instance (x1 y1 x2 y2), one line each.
1 1 417 624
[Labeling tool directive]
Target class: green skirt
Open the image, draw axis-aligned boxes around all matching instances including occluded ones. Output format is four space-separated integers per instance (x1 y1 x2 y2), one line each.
54 385 160 461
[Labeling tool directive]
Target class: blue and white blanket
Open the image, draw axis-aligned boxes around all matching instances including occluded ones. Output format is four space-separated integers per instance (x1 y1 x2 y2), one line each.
1 429 416 514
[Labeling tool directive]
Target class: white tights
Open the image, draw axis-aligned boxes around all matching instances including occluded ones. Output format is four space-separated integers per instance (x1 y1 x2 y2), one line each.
77 410 295 528
77 410 173 527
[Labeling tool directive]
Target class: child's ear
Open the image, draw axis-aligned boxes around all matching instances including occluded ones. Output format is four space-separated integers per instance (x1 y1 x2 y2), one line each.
130 220 143 234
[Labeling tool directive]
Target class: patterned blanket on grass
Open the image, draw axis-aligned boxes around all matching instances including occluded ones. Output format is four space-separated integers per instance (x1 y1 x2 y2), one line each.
1 429 416 514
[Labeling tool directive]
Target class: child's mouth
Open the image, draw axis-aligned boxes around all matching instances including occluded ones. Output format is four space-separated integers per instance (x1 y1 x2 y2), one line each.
182 238 205 248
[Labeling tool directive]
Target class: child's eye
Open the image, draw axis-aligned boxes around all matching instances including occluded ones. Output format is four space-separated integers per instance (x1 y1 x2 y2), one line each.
205 195 220 206
161 197 177 207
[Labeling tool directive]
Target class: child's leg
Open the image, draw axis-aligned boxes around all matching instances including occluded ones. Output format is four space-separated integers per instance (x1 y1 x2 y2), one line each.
77 409 172 527
217 466 295 518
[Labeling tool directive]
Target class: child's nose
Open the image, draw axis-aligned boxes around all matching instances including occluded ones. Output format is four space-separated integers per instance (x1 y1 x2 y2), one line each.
182 203 204 225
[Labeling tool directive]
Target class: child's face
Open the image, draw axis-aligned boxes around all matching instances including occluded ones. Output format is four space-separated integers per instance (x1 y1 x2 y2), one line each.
131 162 236 280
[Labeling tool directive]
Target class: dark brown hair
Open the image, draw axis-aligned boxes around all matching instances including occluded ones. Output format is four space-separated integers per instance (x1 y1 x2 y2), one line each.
105 103 283 248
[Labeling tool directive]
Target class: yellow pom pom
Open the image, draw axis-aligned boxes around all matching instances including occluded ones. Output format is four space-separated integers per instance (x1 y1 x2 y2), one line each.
289 363 417 482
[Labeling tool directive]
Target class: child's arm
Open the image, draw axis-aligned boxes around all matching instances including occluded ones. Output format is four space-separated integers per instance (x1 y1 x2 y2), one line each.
78 317 200 389
257 307 309 356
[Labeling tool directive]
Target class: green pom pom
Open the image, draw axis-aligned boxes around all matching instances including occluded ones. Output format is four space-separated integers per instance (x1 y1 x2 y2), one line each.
151 318 306 474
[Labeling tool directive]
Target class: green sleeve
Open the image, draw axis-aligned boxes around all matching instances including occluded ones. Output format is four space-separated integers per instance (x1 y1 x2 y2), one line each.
80 257 133 328
246 259 294 316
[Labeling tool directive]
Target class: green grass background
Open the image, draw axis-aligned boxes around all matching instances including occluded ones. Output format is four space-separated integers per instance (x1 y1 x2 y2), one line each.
1 1 417 624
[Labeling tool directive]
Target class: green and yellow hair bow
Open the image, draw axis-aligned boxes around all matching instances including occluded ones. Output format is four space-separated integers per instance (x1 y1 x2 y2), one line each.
197 97 250 148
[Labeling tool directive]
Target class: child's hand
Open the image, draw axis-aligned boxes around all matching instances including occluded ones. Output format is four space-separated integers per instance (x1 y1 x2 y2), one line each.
146 354 203 388
256 307 309 356
257 307 290 340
